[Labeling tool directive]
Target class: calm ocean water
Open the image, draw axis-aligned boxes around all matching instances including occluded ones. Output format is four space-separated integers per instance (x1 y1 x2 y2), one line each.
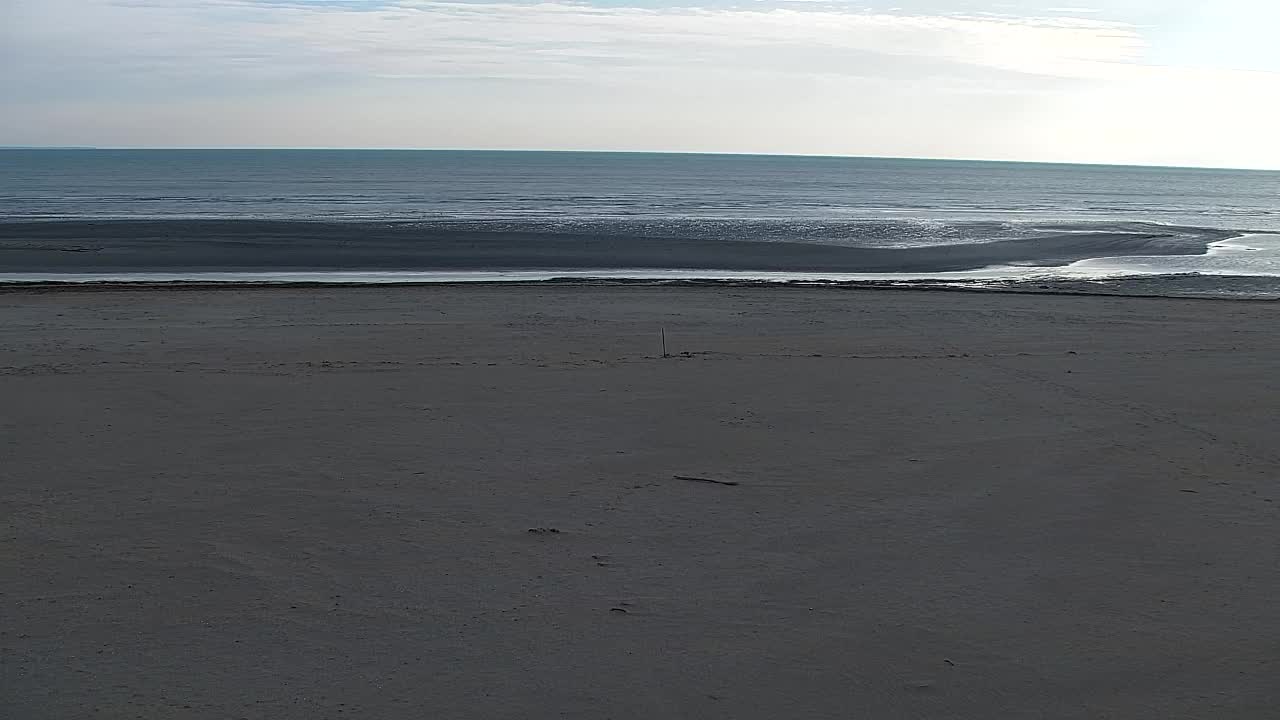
2 149 1279 294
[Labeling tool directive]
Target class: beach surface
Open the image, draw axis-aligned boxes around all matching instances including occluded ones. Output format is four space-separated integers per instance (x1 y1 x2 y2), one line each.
3 285 1278 718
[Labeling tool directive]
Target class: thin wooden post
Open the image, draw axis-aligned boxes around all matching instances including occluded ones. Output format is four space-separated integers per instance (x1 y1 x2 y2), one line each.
661 327 668 358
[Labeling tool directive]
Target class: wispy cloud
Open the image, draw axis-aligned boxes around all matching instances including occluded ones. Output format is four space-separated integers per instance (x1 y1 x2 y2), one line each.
4 0 1147 94
3 0 1278 168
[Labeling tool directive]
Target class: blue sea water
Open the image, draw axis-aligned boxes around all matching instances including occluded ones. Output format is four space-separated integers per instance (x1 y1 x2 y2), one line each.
2 149 1279 293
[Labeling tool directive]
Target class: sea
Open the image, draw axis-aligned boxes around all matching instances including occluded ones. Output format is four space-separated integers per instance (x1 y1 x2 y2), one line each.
3 149 1279 297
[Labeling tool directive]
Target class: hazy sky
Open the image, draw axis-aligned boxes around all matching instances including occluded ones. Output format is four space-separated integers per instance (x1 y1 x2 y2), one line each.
3 0 1278 168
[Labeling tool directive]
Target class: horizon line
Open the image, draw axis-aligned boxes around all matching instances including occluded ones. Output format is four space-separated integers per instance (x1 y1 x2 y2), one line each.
2 146 1276 173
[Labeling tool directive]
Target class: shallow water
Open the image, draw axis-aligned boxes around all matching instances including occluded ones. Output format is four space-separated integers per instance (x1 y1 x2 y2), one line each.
3 150 1279 294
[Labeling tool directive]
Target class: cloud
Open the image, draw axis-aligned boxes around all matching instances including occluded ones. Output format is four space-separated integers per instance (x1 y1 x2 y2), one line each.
4 0 1147 95
3 0 1279 168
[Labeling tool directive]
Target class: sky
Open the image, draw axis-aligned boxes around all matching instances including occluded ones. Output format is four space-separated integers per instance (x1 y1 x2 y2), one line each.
2 0 1279 168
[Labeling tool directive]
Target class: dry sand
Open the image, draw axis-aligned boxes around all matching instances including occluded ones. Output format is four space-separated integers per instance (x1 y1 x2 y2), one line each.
2 285 1278 719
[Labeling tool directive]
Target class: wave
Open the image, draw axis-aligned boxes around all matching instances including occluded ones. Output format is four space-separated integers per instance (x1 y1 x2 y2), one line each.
4 234 1280 299
0 218 1245 275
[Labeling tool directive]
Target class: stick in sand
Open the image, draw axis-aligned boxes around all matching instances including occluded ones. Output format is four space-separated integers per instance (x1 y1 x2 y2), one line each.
674 475 740 487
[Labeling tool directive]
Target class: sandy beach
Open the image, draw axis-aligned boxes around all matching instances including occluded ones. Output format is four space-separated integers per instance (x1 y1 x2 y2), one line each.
3 284 1278 719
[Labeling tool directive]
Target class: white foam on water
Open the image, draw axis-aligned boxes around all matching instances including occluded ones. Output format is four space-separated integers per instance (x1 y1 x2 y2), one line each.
1065 234 1280 277
2 235 1278 286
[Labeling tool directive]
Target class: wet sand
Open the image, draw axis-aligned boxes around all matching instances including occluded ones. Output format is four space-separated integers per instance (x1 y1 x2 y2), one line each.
3 285 1278 718
0 219 1226 273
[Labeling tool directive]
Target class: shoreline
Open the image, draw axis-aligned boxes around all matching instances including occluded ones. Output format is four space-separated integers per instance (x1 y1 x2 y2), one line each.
2 232 1277 299
0 218 1239 275
2 273 1279 301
